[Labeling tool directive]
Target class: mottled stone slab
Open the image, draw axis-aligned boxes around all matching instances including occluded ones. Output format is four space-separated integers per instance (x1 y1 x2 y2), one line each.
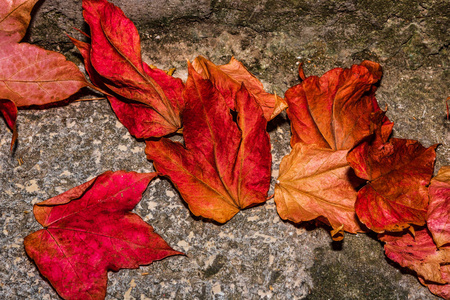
1 0 449 299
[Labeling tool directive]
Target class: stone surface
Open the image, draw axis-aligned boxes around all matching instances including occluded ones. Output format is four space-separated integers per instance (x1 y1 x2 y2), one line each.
1 0 449 299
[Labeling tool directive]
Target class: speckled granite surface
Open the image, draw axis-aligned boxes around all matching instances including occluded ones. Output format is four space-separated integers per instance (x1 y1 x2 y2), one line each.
1 0 449 299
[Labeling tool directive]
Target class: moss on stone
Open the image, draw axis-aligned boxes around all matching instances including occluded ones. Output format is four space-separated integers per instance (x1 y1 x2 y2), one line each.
307 235 410 299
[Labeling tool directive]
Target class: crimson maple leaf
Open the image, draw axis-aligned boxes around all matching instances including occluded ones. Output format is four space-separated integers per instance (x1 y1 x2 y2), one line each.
24 171 182 300
145 63 271 223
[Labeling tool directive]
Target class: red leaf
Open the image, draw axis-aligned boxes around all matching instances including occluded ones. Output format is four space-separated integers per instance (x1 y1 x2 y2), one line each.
81 0 184 138
24 171 183 300
1 0 89 149
67 37 99 85
145 64 271 223
0 0 88 110
71 36 183 138
192 56 287 120
285 61 392 149
0 99 18 150
428 166 450 247
380 228 450 284
0 0 40 43
275 144 365 240
347 114 437 232
0 43 88 108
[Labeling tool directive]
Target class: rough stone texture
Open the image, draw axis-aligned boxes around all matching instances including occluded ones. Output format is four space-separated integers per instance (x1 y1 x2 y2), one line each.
1 0 449 299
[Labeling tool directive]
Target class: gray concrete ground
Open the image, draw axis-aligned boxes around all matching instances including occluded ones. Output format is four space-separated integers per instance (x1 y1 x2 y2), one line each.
1 0 449 299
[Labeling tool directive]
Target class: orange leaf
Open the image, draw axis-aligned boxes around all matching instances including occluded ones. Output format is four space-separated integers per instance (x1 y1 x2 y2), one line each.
274 62 389 239
421 265 450 299
285 61 392 149
275 144 365 239
192 56 287 120
145 64 271 223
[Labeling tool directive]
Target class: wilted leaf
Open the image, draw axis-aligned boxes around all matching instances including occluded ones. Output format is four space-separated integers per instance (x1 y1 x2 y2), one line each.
285 61 392 149
0 0 39 43
347 115 437 233
428 166 450 248
146 64 271 223
380 228 450 284
192 55 287 120
275 144 365 239
81 0 184 138
24 171 182 300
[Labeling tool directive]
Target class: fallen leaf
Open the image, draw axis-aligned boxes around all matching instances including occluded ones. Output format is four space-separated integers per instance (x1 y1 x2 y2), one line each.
0 0 40 43
275 143 365 239
420 265 450 300
145 64 271 223
285 61 392 149
347 114 437 233
192 56 287 120
428 166 450 248
0 43 88 108
275 62 388 238
80 0 185 138
0 0 89 149
380 228 450 284
24 170 182 300
71 36 183 138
